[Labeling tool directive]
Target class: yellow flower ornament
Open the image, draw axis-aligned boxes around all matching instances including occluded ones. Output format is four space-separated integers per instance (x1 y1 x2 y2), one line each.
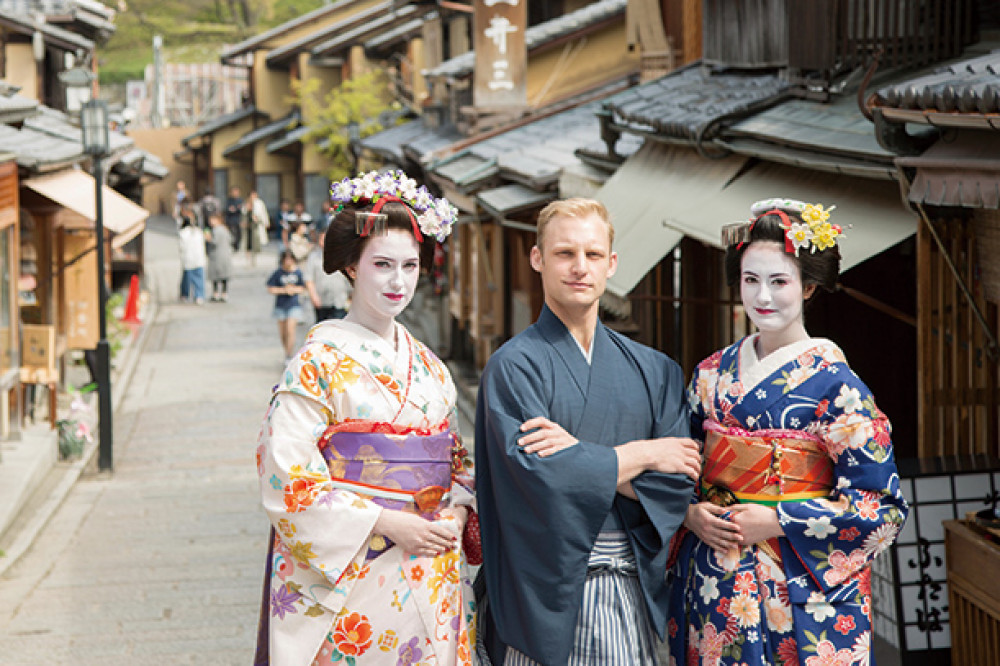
746 198 845 256
800 203 832 224
811 222 840 252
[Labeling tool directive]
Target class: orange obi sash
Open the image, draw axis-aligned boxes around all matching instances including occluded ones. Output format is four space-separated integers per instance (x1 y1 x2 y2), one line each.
702 423 833 507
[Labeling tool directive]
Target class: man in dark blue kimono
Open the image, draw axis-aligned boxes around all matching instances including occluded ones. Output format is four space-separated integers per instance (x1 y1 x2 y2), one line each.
475 198 700 665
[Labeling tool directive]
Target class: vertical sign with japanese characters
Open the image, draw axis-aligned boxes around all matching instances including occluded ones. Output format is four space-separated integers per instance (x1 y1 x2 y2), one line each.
473 0 527 110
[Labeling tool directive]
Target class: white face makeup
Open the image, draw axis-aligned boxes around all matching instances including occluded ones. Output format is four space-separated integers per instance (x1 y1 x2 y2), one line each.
347 229 420 332
740 242 807 340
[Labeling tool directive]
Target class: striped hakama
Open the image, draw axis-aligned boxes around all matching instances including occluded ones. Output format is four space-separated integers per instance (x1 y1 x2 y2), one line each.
504 532 660 666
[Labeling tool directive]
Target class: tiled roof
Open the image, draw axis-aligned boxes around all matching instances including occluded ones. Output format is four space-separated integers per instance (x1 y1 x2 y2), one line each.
0 92 38 123
402 124 463 165
424 0 627 79
222 111 299 158
359 118 429 164
0 0 111 18
267 125 311 154
182 106 267 145
266 0 394 66
604 64 791 143
0 8 93 50
719 95 898 179
24 106 134 156
0 124 81 170
874 50 1000 116
364 15 424 52
311 4 422 56
430 90 641 191
221 0 357 62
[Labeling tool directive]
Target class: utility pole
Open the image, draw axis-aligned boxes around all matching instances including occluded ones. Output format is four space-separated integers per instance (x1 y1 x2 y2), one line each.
151 34 164 127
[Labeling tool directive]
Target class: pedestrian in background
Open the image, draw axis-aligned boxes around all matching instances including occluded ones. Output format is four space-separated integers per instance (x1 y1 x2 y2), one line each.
304 220 351 323
173 180 189 224
276 198 293 247
246 189 270 267
225 185 244 251
198 188 221 229
178 212 207 304
205 213 233 302
266 250 305 363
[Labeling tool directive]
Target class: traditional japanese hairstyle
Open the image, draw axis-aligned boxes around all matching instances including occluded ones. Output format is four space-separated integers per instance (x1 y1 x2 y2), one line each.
323 170 459 276
722 197 842 292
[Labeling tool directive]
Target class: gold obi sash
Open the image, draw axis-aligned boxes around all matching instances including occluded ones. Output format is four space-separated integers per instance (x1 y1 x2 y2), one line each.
702 425 833 507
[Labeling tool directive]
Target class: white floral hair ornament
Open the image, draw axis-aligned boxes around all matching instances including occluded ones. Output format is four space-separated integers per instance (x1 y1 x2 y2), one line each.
721 197 845 255
330 170 459 243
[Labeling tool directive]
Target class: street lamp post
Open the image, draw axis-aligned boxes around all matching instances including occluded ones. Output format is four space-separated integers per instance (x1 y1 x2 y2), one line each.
80 99 113 472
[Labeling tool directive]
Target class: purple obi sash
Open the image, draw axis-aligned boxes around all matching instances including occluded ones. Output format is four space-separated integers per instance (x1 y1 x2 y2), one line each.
319 428 454 515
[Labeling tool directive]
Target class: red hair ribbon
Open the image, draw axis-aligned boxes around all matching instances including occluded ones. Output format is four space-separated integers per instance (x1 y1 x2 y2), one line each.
739 208 795 255
369 194 424 242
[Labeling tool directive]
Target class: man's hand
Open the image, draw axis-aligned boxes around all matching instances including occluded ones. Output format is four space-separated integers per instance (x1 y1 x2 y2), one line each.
517 417 578 457
685 502 743 553
374 509 457 557
647 437 702 481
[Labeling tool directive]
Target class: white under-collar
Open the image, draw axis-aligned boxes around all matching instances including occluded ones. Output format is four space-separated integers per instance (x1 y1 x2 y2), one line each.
573 333 594 365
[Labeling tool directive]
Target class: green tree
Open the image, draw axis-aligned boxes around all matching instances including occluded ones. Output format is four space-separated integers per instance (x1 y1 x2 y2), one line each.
293 70 400 181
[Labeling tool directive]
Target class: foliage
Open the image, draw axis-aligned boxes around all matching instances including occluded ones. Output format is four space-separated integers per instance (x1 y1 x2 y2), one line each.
293 71 400 181
97 0 327 84
56 384 96 460
105 292 130 360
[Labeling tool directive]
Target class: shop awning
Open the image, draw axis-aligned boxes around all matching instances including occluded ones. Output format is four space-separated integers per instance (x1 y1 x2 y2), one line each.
599 142 748 297
477 183 557 220
897 133 1000 210
600 142 918 297
24 169 149 248
681 159 917 270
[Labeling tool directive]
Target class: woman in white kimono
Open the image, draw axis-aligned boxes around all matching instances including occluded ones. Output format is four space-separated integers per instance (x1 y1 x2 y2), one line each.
667 199 908 666
255 171 476 666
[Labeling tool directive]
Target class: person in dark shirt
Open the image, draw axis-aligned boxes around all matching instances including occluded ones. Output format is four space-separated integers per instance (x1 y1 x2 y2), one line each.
224 186 244 251
266 250 306 363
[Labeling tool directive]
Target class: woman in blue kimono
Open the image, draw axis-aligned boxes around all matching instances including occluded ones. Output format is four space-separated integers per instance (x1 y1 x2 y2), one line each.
667 198 908 666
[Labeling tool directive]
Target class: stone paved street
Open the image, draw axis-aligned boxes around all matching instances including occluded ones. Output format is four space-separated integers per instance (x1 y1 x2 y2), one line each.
0 215 284 664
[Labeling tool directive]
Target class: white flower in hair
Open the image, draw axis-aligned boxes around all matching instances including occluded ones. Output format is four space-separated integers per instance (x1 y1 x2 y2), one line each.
419 210 442 239
332 179 353 201
786 222 814 256
397 174 418 200
328 169 459 241
414 187 434 210
376 171 397 196
359 172 379 200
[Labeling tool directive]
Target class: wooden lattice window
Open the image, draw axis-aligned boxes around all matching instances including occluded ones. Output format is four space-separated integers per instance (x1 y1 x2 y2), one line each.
917 213 1000 458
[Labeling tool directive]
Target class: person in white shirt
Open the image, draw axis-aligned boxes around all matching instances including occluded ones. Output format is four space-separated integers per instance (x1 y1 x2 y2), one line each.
245 190 270 267
304 221 352 323
178 211 208 304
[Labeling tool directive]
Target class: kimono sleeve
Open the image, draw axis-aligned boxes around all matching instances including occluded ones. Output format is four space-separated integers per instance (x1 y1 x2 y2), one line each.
629 356 697 551
777 369 909 598
256 349 382 596
447 405 475 510
477 348 619 539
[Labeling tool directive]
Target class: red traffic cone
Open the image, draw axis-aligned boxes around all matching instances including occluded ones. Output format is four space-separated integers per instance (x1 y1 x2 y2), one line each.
121 274 142 325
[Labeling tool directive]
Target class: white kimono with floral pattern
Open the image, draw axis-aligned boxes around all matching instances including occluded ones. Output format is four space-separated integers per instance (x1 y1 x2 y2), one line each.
256 320 475 666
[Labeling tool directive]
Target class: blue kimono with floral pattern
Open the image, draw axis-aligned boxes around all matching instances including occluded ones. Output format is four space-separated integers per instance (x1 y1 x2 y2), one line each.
667 335 908 666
